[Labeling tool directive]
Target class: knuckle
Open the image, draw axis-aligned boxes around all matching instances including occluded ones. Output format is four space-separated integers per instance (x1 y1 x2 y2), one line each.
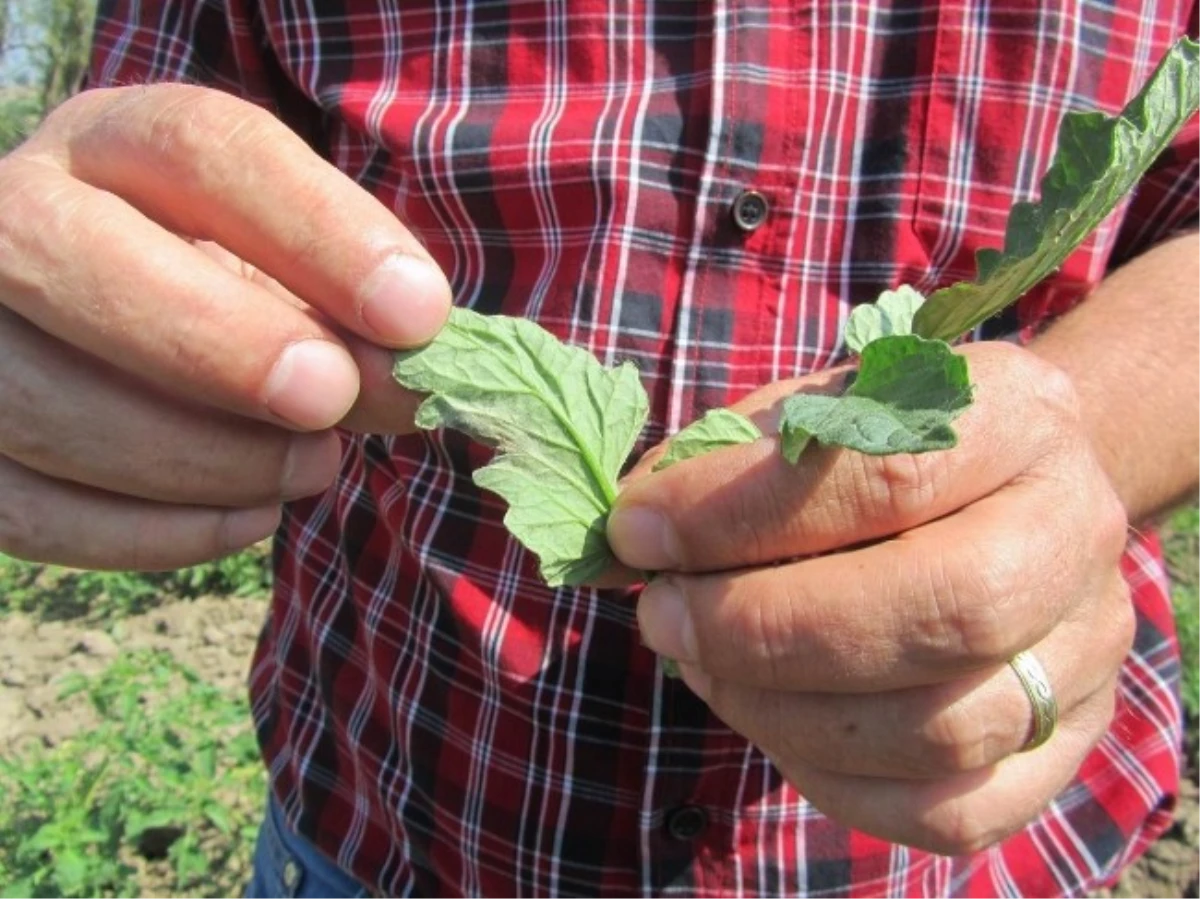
28 86 103 140
1095 491 1130 560
1022 356 1084 449
982 344 1081 450
138 88 275 196
1030 359 1082 423
914 702 995 775
0 158 100 276
0 158 52 250
47 84 108 120
858 450 946 528
921 801 1009 855
917 544 1025 667
711 585 803 684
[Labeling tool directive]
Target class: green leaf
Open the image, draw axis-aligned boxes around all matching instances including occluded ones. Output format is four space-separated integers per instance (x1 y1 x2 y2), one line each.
2 877 40 899
913 36 1200 342
394 307 649 586
205 803 234 835
195 744 217 780
844 286 926 354
653 409 762 472
779 335 972 462
52 849 89 896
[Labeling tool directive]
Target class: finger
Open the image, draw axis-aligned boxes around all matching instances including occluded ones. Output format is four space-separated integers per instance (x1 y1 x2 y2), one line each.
747 685 1118 855
0 156 359 430
678 575 1133 779
336 331 426 433
190 238 427 435
616 368 851 486
637 475 1129 691
0 308 340 505
609 342 1078 572
35 85 451 347
0 455 281 570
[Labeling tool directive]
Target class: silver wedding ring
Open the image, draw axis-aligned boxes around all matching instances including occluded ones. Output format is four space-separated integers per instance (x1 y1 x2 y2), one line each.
1009 650 1058 752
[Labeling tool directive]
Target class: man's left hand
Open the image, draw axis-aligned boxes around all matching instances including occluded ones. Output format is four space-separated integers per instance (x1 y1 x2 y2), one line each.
607 341 1133 854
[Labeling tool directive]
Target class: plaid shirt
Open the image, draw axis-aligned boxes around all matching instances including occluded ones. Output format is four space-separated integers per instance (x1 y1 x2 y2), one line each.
91 2 1197 896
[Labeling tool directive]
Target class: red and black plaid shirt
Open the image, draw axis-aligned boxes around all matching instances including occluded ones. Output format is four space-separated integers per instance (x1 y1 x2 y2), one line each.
92 2 1197 895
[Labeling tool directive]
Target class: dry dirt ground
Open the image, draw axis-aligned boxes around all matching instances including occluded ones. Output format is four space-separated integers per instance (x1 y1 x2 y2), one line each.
1 597 1196 897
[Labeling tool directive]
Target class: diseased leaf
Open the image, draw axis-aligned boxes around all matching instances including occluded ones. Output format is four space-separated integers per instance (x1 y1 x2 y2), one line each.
654 409 763 472
393 307 649 586
914 37 1200 342
844 286 927 354
779 335 972 462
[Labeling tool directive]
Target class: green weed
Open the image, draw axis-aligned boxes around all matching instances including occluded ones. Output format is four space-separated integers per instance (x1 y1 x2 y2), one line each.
1166 504 1200 763
0 544 272 624
0 650 265 898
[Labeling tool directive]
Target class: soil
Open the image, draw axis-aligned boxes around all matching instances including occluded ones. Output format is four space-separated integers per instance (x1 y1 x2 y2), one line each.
0 597 1196 898
0 596 267 896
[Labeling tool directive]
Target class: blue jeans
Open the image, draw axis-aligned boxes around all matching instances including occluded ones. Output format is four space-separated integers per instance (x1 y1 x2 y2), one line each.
245 794 370 898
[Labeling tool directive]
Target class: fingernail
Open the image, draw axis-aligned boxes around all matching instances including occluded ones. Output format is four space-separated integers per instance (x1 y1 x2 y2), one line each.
359 254 452 346
222 505 281 551
607 506 681 569
265 340 359 430
638 579 697 663
281 432 341 499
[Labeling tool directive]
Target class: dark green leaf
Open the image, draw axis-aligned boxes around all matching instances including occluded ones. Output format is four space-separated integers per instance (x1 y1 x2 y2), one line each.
914 37 1200 342
780 335 972 461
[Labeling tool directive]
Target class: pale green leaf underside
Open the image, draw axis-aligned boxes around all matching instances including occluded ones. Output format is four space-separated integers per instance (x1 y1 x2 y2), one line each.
913 36 1200 342
654 409 763 472
844 286 927 355
393 307 649 586
780 335 972 462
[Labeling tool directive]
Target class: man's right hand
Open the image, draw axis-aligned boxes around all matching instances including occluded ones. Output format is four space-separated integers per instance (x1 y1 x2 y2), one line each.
0 84 452 570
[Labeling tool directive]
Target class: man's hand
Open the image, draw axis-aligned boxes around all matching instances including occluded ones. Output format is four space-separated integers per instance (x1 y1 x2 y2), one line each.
607 342 1133 854
0 85 451 570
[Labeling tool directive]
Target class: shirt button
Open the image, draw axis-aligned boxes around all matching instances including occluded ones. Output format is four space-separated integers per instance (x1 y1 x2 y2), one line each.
282 858 302 892
665 804 710 841
730 189 768 232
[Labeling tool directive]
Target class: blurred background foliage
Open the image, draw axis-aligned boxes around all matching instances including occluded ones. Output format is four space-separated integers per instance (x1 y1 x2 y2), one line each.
0 0 95 153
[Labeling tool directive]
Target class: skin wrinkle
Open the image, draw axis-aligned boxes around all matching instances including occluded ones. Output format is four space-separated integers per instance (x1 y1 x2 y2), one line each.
0 165 87 298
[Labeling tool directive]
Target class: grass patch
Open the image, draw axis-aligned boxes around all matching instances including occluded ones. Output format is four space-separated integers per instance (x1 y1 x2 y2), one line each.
1163 505 1199 720
0 650 265 898
0 544 272 624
